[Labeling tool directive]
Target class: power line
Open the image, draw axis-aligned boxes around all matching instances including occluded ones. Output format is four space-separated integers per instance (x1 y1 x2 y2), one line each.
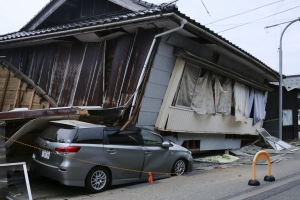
265 18 300 28
217 5 300 33
201 0 211 16
206 0 283 26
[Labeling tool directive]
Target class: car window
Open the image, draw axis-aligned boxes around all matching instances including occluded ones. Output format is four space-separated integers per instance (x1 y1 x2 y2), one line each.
39 125 77 143
140 130 163 146
72 128 103 144
104 130 141 146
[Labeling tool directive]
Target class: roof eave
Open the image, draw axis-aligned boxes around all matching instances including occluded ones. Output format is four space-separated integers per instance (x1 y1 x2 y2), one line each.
20 0 67 32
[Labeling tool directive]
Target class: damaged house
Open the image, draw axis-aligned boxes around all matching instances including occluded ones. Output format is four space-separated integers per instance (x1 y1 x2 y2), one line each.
0 0 280 163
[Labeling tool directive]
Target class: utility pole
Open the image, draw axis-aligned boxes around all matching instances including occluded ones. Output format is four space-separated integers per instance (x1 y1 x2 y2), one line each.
265 17 300 140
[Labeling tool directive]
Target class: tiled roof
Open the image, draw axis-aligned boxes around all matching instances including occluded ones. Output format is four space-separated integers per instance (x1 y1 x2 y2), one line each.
0 5 280 78
271 75 300 90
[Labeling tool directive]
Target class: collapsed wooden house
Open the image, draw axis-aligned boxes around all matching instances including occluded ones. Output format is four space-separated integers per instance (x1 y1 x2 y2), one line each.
0 0 280 162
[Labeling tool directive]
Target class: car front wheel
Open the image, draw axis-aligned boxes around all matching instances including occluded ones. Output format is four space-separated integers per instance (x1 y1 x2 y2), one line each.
171 159 186 176
85 167 110 193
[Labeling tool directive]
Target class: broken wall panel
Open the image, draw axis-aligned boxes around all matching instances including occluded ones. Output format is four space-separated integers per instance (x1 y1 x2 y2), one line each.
38 43 59 93
120 28 159 105
49 42 72 101
103 35 133 108
86 41 106 106
73 43 102 106
58 43 87 106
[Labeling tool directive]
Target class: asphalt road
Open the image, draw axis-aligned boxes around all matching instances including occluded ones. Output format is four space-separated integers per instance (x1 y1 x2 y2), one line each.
5 151 300 200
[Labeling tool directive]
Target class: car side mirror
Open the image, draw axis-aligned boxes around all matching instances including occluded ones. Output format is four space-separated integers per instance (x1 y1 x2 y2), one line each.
162 141 172 148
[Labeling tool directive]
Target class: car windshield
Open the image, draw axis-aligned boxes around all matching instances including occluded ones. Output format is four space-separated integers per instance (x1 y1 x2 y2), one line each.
39 124 77 143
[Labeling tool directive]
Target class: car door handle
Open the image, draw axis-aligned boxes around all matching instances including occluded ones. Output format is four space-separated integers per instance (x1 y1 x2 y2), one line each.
107 149 117 154
145 151 152 156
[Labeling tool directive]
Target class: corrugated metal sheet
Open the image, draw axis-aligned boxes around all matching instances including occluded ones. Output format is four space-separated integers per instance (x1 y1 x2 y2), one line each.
165 106 261 135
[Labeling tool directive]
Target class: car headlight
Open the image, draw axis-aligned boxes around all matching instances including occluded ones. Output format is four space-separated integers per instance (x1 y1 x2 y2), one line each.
187 150 192 155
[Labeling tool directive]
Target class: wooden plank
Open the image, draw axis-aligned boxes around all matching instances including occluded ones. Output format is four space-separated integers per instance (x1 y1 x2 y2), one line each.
120 28 159 105
2 72 19 111
155 58 186 129
103 35 133 108
58 43 87 107
12 79 21 109
0 68 10 111
28 89 35 110
73 43 102 106
49 43 72 101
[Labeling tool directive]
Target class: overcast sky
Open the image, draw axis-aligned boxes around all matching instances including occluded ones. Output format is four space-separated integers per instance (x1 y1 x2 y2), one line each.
0 0 300 75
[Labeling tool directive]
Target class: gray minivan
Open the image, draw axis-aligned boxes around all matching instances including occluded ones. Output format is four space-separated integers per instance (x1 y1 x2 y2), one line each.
31 120 193 193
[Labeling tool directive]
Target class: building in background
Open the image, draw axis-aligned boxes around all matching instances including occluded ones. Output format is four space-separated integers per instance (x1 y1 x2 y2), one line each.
264 75 300 140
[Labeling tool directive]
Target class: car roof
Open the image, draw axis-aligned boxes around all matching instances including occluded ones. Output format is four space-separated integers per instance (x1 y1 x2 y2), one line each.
50 120 105 129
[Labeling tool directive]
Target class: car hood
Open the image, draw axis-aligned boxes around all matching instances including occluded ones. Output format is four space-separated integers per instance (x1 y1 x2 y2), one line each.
169 143 189 152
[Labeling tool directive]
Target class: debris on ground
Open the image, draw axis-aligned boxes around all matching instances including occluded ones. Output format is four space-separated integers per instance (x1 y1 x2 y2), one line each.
194 154 240 163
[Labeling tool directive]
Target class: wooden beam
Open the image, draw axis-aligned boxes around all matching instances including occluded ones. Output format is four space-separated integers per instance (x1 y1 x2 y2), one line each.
0 71 10 111
28 89 35 110
64 1 79 8
12 79 21 109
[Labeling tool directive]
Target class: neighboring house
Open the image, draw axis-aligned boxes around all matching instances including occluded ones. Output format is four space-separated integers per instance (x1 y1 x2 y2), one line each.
265 75 300 140
0 0 280 156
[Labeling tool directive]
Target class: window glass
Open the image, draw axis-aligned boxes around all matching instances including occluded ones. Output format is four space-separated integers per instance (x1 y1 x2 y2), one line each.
176 63 201 107
104 130 141 145
283 110 293 126
73 128 103 144
140 130 163 146
39 125 77 143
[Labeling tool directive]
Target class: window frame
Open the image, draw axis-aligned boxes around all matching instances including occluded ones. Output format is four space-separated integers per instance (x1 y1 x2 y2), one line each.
174 62 202 110
140 129 164 147
103 127 143 146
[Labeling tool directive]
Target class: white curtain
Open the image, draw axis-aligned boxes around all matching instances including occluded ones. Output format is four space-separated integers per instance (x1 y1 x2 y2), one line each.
176 64 200 107
192 72 215 114
217 78 232 115
245 86 255 118
234 82 247 123
253 89 266 125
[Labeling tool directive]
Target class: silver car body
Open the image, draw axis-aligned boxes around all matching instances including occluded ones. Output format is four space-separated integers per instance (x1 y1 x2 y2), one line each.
31 120 193 187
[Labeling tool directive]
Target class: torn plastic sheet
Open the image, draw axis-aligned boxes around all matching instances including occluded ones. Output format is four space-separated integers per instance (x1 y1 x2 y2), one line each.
257 128 299 151
230 149 253 156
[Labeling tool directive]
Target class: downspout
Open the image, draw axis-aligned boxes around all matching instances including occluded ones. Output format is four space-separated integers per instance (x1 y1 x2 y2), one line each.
129 18 188 117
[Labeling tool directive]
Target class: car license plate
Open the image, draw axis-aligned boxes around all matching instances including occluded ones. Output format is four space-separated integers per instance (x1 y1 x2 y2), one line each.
41 151 50 159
